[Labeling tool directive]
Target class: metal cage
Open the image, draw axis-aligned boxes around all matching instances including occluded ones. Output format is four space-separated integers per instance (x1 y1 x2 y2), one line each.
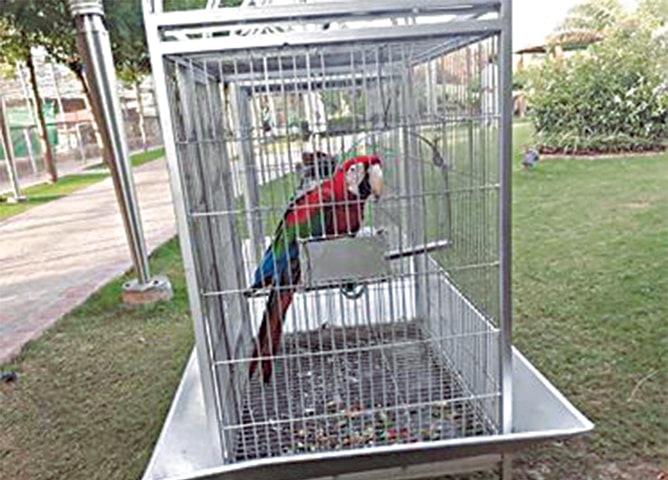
142 1 592 479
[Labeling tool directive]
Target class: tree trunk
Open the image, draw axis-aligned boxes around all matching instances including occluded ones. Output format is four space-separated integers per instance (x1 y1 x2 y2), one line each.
26 53 58 183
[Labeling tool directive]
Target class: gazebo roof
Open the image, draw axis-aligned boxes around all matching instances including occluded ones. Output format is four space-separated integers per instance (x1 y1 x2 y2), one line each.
515 29 603 55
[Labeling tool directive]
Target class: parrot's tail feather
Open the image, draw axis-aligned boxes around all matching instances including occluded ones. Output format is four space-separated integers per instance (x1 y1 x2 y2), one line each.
249 286 296 383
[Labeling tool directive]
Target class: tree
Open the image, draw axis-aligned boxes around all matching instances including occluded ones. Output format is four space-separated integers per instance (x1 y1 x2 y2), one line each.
637 0 668 70
0 15 58 183
2 1 143 95
638 0 668 26
558 0 625 33
2 1 150 158
3 0 246 166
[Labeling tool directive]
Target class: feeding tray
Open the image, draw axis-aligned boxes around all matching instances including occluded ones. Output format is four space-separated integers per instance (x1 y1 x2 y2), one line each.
300 233 392 289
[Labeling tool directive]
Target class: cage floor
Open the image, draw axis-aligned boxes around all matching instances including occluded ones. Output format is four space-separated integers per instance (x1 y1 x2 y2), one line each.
233 322 494 461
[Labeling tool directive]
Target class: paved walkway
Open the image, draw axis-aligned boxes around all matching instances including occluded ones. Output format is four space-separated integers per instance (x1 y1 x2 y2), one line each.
0 159 177 364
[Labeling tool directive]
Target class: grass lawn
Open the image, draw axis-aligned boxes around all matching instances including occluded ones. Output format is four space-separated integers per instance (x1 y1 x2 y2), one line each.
0 240 192 480
0 148 165 221
509 124 668 479
1 126 667 479
0 173 109 220
84 147 166 171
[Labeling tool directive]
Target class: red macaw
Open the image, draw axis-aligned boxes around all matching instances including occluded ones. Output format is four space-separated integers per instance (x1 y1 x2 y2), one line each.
249 154 384 382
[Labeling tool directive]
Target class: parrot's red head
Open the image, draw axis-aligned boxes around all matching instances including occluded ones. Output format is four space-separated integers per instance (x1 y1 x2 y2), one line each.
338 155 383 200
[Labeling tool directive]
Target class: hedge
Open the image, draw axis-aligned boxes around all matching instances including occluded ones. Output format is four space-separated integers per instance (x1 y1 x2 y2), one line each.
526 26 668 154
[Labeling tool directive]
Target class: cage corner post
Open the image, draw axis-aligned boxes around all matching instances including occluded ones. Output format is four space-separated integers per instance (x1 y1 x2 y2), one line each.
141 0 225 460
498 0 514 462
400 66 428 322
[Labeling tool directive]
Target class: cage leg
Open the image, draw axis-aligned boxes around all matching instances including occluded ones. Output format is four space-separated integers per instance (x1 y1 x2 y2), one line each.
500 453 513 480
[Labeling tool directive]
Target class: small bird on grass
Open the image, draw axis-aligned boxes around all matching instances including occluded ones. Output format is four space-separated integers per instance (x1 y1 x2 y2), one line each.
522 145 540 169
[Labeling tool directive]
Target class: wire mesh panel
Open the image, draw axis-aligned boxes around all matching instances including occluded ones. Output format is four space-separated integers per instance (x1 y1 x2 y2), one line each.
147 0 509 467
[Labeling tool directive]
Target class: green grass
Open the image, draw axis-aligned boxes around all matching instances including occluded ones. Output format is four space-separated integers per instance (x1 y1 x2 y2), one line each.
0 148 165 221
84 147 166 171
234 172 299 239
1 126 667 478
130 148 166 168
262 135 297 154
0 239 193 480
510 124 668 477
0 174 109 220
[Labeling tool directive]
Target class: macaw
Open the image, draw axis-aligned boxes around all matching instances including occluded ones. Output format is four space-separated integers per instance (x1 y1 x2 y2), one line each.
249 154 384 383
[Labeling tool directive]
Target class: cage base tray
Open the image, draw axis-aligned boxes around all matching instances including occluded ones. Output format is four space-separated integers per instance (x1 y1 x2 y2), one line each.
236 322 492 461
142 347 592 480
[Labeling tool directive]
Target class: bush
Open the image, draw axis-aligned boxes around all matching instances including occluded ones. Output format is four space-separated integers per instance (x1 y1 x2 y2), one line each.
526 25 668 154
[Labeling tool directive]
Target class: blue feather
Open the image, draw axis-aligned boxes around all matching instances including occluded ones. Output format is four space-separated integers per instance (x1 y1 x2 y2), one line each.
251 241 300 288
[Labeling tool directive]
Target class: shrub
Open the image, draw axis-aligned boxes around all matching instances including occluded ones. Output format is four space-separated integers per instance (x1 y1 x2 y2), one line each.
526 25 668 154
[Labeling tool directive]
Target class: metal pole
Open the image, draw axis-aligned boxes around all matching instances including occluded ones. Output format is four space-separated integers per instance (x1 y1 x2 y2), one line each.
75 123 88 164
17 63 40 173
498 0 514 436
232 85 264 265
68 0 172 304
49 61 66 126
0 97 27 202
500 453 513 480
143 0 223 456
23 127 37 173
135 82 148 152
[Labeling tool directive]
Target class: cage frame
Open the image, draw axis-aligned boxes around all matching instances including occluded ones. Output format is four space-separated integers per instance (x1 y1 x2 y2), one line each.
141 1 591 479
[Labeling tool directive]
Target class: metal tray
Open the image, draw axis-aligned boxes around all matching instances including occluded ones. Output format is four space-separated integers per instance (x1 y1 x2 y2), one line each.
142 347 593 480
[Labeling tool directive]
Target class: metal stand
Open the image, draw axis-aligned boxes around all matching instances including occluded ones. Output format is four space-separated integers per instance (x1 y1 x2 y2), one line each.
122 276 174 306
68 0 172 305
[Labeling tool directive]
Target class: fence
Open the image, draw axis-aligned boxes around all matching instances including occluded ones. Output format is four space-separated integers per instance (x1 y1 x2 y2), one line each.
0 57 163 194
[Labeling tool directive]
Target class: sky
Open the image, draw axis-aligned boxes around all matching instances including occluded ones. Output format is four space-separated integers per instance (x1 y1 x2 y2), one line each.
512 0 638 50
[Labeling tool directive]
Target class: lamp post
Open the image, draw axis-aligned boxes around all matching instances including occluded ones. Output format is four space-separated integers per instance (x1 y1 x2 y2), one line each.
68 0 172 305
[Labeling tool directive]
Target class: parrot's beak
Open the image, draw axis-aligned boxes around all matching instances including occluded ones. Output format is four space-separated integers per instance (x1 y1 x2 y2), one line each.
369 164 383 200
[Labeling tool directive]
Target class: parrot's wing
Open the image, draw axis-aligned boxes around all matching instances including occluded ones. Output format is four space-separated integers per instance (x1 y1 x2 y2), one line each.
251 181 334 288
